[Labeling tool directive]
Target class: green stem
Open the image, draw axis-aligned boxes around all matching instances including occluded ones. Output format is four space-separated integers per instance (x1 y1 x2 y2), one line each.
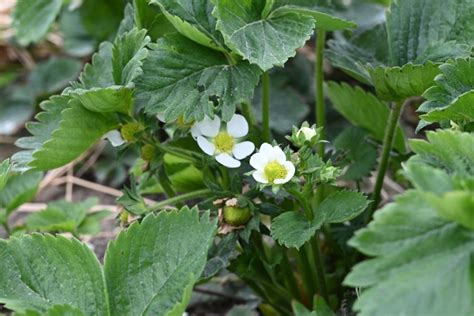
262 71 271 142
367 100 405 222
281 249 300 299
2 221 10 237
315 29 326 158
155 143 199 164
150 189 214 212
311 237 329 302
241 101 256 127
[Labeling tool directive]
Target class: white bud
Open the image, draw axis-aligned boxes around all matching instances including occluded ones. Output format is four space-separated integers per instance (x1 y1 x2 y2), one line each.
297 126 317 140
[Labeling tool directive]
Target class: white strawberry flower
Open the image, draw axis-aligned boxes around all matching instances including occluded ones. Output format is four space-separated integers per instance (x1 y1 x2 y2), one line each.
191 114 255 168
250 143 295 185
104 130 125 147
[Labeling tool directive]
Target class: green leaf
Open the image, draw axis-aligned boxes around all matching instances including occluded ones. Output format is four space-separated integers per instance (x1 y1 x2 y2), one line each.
0 85 35 136
136 33 261 122
28 57 82 96
426 191 474 230
150 0 226 51
15 98 118 171
271 3 356 31
213 0 315 71
77 210 112 235
0 235 107 314
12 95 71 170
25 198 97 233
386 0 474 66
13 0 63 46
19 305 85 316
368 62 442 101
76 42 114 89
271 211 321 249
0 159 11 191
0 171 42 215
315 190 369 224
346 191 474 316
104 207 217 315
408 130 474 176
420 58 474 123
59 9 97 58
292 296 335 316
327 82 406 152
67 86 133 114
346 130 474 316
112 28 150 86
334 128 377 181
78 0 125 42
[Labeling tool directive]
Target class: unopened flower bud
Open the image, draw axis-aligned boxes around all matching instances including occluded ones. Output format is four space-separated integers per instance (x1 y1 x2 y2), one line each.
120 122 144 142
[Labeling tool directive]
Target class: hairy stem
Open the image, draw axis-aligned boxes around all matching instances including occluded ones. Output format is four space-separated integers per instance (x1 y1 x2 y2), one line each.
155 143 199 164
315 29 326 158
262 71 271 142
367 100 405 221
312 237 329 302
150 189 213 212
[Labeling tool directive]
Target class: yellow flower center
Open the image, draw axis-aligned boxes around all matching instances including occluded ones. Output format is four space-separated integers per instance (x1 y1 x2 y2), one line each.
213 131 234 153
264 161 288 183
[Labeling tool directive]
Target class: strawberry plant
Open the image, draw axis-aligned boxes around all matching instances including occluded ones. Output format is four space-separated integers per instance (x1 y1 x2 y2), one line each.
1 0 473 315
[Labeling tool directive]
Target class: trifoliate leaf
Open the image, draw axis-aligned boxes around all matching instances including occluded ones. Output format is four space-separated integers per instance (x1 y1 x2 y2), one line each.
346 130 474 316
213 0 315 71
14 98 118 171
150 0 227 51
0 171 41 215
0 85 35 136
59 9 97 58
18 305 85 316
420 58 474 123
292 296 335 316
13 0 63 46
0 235 108 314
315 190 369 224
327 82 406 153
368 62 442 101
78 0 125 42
25 198 97 233
271 211 321 249
104 207 217 315
136 33 261 122
76 210 112 235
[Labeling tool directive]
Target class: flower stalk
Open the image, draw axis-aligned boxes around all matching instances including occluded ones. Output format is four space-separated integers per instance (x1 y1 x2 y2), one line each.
315 29 326 158
150 189 214 212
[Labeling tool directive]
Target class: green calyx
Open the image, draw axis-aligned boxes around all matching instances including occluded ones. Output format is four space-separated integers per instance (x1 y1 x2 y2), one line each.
120 122 144 142
223 205 252 226
141 144 156 162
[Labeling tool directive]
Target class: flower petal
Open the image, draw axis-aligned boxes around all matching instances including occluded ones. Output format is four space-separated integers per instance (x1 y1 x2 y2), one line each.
216 153 241 168
233 141 255 159
196 136 215 156
249 152 269 170
194 115 221 138
259 143 274 156
252 170 268 184
272 146 287 163
226 114 248 138
104 130 125 147
274 161 295 184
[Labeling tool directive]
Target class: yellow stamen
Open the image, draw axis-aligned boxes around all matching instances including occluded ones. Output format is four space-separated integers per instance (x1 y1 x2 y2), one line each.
264 161 287 183
213 131 234 153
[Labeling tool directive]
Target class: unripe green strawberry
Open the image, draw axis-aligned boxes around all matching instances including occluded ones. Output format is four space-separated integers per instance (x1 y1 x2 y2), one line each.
223 205 252 226
141 144 156 161
120 122 144 142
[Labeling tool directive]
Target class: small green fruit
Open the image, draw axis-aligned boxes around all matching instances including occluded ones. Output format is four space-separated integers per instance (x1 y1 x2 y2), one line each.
223 206 252 226
120 122 144 142
141 144 156 161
